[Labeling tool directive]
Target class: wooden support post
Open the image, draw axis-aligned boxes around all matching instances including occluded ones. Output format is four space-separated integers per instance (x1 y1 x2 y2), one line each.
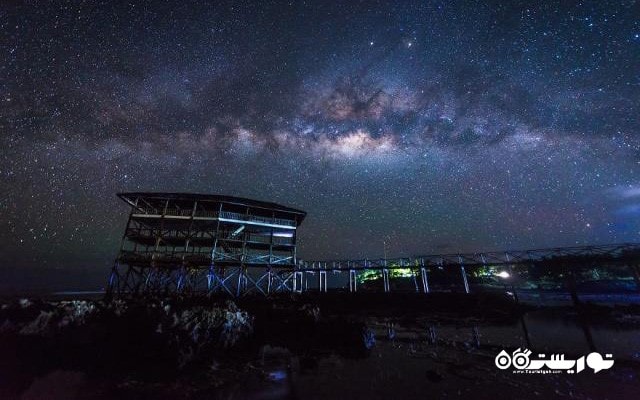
428 326 437 345
349 269 357 292
319 269 327 293
504 253 519 303
106 262 120 299
420 266 429 293
382 269 390 293
460 264 470 294
293 271 303 293
324 268 328 292
508 265 520 303
236 268 243 297
293 270 298 292
207 264 215 292
177 265 186 292
267 270 272 294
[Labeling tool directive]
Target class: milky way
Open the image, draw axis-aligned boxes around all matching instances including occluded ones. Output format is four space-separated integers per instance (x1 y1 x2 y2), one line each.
1 1 639 291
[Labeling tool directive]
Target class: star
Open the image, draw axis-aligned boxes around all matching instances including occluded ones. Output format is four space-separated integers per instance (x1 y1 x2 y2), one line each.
0 0 638 291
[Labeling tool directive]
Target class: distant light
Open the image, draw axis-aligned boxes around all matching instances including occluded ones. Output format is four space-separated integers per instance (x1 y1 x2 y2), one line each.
267 369 287 381
495 271 510 279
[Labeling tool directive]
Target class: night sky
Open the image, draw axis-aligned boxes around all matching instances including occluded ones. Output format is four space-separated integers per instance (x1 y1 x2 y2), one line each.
1 1 639 292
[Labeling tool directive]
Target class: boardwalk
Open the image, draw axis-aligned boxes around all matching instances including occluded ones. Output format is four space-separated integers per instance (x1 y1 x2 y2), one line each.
108 242 640 298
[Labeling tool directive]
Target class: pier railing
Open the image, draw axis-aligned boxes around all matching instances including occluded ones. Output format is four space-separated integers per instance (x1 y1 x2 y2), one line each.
132 207 297 227
109 242 640 299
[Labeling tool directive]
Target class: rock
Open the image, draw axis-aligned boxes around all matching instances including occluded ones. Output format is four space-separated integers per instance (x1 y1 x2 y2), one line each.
386 323 396 340
58 301 96 327
21 370 87 400
20 311 55 335
106 299 128 316
220 308 253 347
0 319 17 333
2 298 255 373
17 301 96 335
300 304 321 322
157 302 254 368
19 298 33 308
362 325 376 350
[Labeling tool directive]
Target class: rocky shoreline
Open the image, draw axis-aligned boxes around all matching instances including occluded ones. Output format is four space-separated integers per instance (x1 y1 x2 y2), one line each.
2 293 639 399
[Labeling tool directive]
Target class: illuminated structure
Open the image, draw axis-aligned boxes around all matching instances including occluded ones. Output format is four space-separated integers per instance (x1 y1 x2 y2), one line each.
107 192 306 297
298 243 640 301
107 192 640 299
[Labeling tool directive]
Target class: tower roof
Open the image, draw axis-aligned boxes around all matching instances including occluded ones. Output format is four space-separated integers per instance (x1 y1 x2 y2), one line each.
117 192 306 222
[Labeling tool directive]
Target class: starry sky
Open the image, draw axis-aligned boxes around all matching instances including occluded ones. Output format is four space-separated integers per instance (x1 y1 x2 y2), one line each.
1 1 639 292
